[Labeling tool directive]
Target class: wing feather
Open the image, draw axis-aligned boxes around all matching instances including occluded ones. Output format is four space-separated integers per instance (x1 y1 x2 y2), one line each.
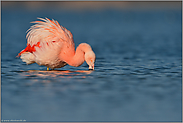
26 17 74 46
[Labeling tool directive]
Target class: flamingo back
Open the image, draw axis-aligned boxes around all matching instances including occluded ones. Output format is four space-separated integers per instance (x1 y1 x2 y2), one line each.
26 18 74 46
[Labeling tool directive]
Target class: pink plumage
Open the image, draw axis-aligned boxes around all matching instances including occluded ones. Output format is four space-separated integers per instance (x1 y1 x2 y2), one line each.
18 17 96 70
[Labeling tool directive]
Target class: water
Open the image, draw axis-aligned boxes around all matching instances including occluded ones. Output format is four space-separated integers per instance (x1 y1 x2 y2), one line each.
1 7 182 122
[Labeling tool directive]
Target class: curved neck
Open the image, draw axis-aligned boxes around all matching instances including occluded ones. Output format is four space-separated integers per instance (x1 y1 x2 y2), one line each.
63 43 91 67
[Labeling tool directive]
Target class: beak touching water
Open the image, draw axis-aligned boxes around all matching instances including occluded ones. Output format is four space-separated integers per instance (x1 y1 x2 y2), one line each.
89 64 94 70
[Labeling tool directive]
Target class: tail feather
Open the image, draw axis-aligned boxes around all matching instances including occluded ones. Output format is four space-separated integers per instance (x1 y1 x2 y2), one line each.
20 52 35 64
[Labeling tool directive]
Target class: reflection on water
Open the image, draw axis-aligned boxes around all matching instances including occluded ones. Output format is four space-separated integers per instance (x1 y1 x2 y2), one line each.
21 70 93 78
19 70 94 86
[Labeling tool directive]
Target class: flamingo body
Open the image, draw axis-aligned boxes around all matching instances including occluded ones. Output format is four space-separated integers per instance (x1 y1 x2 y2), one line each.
18 18 95 70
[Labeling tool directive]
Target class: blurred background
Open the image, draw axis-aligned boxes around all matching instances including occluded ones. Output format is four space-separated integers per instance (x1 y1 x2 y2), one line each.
1 1 182 122
2 1 181 10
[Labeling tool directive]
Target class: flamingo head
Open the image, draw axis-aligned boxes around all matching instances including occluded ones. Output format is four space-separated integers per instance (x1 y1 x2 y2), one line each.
85 51 96 70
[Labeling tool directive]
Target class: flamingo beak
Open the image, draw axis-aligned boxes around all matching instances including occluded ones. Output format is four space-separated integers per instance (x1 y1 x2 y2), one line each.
89 64 94 70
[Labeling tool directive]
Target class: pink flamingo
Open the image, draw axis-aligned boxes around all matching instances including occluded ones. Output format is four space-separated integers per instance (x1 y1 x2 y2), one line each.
17 18 96 70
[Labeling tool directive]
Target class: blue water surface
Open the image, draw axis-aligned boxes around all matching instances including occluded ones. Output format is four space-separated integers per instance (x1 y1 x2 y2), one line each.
1 6 182 122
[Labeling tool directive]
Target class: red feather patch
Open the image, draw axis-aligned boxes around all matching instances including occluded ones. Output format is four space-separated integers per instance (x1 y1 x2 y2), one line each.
17 42 41 57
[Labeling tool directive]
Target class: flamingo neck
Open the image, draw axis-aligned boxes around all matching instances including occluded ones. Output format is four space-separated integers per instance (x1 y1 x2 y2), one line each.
63 43 91 67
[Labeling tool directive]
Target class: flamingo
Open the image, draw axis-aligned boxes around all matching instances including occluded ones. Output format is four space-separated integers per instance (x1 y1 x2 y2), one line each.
17 17 96 70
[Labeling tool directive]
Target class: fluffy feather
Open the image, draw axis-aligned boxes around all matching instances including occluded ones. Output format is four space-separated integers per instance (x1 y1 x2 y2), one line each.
26 17 74 46
33 41 67 69
20 52 35 64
